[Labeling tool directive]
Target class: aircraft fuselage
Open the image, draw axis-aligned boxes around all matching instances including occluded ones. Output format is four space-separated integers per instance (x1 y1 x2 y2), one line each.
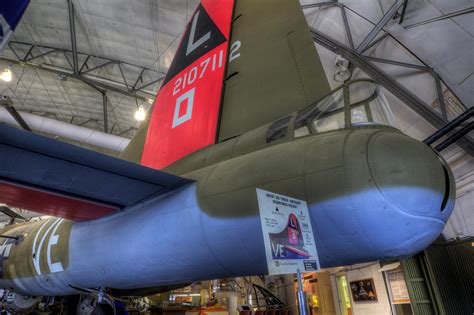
0 125 454 296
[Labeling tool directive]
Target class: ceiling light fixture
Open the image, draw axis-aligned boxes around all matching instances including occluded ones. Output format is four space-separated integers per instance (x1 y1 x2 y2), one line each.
134 106 146 121
1 69 12 82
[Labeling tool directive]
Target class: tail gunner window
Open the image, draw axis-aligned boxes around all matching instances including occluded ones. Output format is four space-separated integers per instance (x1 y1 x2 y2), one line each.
294 79 396 136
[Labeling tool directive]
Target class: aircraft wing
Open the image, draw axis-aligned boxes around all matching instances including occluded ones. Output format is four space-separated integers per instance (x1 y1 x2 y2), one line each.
0 124 192 221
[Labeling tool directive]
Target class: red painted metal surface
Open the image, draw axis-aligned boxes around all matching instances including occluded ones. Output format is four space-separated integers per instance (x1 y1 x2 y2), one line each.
0 181 118 221
201 0 234 36
141 0 234 170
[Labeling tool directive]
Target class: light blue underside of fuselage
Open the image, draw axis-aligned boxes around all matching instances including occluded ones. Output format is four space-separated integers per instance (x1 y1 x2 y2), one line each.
3 182 448 296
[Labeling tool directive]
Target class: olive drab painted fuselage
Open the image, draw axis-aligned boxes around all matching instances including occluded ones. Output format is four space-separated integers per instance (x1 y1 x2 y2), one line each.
0 219 72 280
0 0 455 297
0 124 455 296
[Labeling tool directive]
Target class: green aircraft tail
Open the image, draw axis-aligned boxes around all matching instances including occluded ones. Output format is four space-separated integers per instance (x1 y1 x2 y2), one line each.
120 0 330 168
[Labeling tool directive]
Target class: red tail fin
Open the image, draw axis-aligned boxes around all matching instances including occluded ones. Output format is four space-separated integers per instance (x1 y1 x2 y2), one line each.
141 0 235 170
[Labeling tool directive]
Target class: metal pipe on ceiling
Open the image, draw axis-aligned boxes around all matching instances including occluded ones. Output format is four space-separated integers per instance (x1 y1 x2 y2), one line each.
0 107 130 152
67 0 79 74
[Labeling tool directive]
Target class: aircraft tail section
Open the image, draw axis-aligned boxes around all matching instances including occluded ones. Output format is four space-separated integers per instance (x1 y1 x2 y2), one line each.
121 0 331 168
218 0 331 140
124 0 235 170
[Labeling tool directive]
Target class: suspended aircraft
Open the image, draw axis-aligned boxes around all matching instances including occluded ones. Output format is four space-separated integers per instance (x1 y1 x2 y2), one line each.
0 0 454 312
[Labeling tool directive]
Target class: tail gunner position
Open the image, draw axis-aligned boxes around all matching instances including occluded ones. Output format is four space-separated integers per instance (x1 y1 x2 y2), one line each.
0 0 454 302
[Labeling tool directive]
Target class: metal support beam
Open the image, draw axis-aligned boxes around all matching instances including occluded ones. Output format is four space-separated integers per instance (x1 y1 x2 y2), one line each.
78 118 94 126
360 32 390 53
4 106 32 132
117 63 129 90
357 0 405 53
310 28 474 155
399 0 409 24
81 60 116 75
301 2 337 9
79 55 91 72
22 45 35 62
296 269 307 315
63 51 74 69
103 92 108 133
132 68 146 90
80 80 109 133
405 7 474 29
0 96 32 132
134 78 164 92
0 57 149 101
433 72 447 120
435 122 474 152
82 80 105 94
26 48 58 62
365 56 431 71
4 41 164 99
117 126 135 137
110 122 117 134
340 5 355 49
7 43 22 60
424 107 474 145
67 0 79 74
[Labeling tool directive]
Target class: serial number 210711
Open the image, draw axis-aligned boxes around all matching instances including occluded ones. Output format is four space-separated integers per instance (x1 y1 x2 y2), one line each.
173 49 224 96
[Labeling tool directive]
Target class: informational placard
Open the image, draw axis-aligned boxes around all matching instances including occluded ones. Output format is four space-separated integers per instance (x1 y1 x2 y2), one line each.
387 270 410 304
256 189 320 275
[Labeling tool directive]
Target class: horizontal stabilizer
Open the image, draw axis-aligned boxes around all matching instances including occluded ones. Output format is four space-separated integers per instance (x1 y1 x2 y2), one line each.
0 124 192 221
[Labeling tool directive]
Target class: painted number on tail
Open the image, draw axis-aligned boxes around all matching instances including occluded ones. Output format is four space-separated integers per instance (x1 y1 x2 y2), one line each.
141 0 235 170
256 189 320 275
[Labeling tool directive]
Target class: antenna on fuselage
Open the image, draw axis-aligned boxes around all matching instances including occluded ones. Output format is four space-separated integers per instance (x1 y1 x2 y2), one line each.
0 234 19 241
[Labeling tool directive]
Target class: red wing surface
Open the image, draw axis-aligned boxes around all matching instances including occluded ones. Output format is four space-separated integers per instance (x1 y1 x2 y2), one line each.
141 0 235 170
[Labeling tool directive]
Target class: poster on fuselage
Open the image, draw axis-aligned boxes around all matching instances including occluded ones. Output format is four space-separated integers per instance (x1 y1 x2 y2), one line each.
256 189 320 275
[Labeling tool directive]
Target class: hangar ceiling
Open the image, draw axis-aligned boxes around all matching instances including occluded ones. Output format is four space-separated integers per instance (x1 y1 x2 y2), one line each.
0 0 472 228
0 0 472 143
302 0 473 152
0 0 199 139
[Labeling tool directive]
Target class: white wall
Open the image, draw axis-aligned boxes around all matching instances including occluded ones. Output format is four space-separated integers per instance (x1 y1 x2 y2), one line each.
345 263 392 315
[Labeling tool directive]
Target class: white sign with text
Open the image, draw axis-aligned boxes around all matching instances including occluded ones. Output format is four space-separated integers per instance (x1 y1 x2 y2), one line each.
256 189 320 275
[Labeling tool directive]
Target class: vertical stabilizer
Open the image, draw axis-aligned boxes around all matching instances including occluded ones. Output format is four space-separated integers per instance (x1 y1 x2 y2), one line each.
121 0 330 168
132 1 235 169
218 0 331 140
